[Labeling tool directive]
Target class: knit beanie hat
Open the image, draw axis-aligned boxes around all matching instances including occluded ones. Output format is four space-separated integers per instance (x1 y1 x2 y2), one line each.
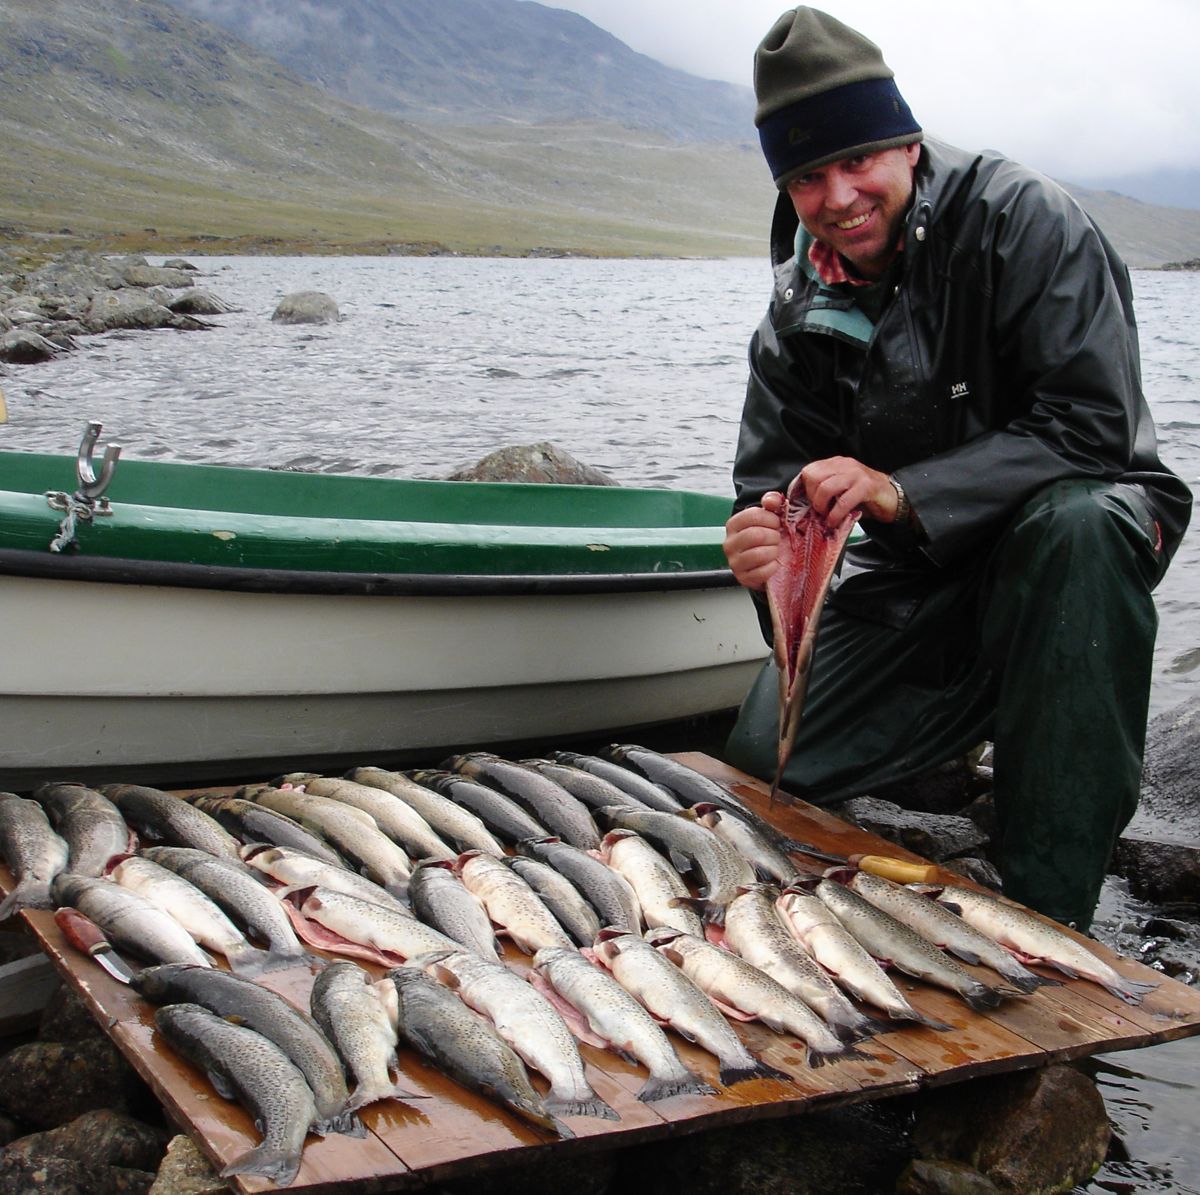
754 8 922 189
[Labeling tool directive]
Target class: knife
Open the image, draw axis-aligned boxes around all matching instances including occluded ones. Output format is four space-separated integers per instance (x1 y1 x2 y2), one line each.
788 843 939 884
53 907 136 984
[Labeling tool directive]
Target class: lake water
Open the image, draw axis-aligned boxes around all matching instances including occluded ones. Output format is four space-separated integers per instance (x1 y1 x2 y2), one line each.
1 256 1197 1190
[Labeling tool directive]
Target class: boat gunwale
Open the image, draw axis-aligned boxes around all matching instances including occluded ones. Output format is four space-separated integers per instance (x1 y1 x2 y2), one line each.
0 547 739 597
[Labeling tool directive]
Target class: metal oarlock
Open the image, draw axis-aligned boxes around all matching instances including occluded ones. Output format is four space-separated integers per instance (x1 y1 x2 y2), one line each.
46 421 122 553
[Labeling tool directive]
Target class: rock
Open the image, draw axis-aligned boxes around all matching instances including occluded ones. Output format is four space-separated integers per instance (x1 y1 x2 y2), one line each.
607 1102 913 1195
873 756 988 815
146 1135 233 1195
0 329 60 363
0 1153 155 1195
448 441 618 485
39 985 112 1046
0 1039 145 1129
912 1064 1110 1194
84 288 176 333
0 1114 22 1148
940 856 1003 890
834 796 989 863
271 291 339 324
4 1109 170 1171
896 1158 1001 1194
120 265 194 289
23 251 126 298
167 289 236 316
161 259 199 272
1112 838 1200 906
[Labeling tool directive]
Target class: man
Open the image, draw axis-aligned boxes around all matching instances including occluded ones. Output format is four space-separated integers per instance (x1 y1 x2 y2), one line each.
722 7 1192 930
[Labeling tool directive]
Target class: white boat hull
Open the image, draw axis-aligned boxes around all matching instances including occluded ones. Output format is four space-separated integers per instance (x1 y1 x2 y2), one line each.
0 574 768 784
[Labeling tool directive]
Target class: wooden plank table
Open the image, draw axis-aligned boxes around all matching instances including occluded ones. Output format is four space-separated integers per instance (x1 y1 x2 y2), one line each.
4 753 1199 1192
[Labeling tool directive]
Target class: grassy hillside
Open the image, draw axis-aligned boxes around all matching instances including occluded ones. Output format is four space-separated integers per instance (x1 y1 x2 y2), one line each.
1 0 1197 266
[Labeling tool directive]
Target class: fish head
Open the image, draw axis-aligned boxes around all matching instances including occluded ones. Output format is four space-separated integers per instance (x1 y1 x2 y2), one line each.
822 866 858 885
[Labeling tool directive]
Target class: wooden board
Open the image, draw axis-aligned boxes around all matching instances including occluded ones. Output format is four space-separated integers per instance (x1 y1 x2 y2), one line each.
4 754 1200 1193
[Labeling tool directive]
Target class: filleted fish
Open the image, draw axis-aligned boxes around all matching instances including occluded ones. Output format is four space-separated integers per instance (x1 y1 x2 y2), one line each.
155 1002 319 1188
456 851 574 954
419 948 616 1119
933 884 1158 1004
0 793 69 917
531 945 714 1103
816 877 1014 1012
389 964 575 1139
248 786 413 897
593 930 789 1088
503 855 602 947
409 859 500 960
240 845 411 916
445 753 601 849
345 767 506 856
516 836 642 935
135 962 361 1136
598 830 702 937
595 807 753 925
111 856 277 978
775 884 949 1030
51 872 211 967
646 926 855 1067
723 884 876 1040
409 770 548 845
289 886 458 965
310 961 425 1111
33 783 130 879
548 750 684 812
139 846 309 972
187 794 349 867
846 872 1055 994
100 784 242 861
279 774 456 861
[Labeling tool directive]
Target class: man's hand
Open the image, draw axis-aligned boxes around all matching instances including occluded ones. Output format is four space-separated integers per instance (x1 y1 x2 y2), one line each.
723 491 784 591
801 456 899 527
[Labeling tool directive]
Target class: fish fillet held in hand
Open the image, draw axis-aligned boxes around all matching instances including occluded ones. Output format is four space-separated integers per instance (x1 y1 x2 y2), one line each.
766 475 858 803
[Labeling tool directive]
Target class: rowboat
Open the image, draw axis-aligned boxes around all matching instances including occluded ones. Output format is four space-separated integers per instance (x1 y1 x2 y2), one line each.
0 425 766 787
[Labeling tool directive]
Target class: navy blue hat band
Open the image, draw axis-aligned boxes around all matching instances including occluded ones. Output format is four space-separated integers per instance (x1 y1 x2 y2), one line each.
758 76 921 187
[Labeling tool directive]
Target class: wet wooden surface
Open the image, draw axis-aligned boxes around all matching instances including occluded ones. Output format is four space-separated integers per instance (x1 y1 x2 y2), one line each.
4 753 1200 1192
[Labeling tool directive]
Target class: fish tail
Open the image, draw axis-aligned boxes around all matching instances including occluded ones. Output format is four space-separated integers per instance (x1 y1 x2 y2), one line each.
963 984 1004 1012
220 1141 303 1187
315 1107 367 1138
224 944 280 979
544 1093 620 1121
719 1057 792 1087
636 1071 717 1103
346 1081 428 1112
0 880 50 919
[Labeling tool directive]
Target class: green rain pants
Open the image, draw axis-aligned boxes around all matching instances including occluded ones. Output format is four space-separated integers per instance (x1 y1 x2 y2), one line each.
724 478 1167 930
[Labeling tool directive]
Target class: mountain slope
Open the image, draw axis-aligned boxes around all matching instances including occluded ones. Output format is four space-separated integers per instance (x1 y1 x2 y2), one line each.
1 0 1198 266
161 0 756 142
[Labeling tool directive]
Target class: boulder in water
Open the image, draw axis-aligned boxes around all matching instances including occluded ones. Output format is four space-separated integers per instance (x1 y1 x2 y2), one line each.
271 290 339 325
448 441 617 485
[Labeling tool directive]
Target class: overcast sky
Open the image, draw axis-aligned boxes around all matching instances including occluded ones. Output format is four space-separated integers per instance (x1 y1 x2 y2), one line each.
551 0 1200 187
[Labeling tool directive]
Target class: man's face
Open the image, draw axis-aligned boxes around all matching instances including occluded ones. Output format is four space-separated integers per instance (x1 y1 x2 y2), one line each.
785 143 920 280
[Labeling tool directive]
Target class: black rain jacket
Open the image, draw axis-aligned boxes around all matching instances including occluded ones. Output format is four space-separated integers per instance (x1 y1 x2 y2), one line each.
732 138 1192 627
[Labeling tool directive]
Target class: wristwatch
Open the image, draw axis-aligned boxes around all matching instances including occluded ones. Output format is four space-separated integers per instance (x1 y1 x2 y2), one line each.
888 474 911 525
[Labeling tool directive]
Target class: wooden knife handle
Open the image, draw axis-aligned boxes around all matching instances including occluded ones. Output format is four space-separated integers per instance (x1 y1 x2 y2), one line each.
54 907 110 956
851 854 939 884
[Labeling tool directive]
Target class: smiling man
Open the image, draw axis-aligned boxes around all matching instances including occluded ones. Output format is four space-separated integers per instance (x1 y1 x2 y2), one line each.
721 8 1192 931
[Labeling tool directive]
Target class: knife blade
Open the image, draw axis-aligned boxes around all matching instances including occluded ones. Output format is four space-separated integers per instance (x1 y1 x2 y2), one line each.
53 907 136 984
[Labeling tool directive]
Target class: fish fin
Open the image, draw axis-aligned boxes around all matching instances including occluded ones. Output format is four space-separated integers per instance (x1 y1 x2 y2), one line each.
944 945 982 966
1043 959 1081 979
1010 972 1061 993
904 1011 954 1032
346 1082 429 1111
668 895 725 927
963 985 1005 1012
548 1115 576 1141
1104 977 1158 1005
315 1107 367 1138
544 1094 619 1121
221 1141 304 1186
224 944 284 979
636 1072 717 1103
719 1058 792 1087
203 1067 239 1102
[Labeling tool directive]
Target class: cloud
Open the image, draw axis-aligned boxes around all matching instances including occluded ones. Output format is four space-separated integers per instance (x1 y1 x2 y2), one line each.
550 0 1200 180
